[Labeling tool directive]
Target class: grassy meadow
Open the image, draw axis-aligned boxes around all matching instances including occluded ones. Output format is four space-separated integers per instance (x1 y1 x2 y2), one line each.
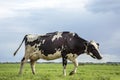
0 63 120 80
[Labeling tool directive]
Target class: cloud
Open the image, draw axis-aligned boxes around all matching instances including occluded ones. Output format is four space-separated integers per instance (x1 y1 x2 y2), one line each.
0 0 89 19
86 0 120 13
100 54 120 62
15 0 89 10
102 30 120 53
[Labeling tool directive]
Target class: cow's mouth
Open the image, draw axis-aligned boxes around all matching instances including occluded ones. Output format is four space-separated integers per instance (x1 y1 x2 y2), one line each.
90 54 102 60
90 55 96 59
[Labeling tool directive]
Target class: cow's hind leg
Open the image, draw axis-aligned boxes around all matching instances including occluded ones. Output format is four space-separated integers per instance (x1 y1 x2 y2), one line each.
69 59 78 75
30 60 36 75
19 57 28 74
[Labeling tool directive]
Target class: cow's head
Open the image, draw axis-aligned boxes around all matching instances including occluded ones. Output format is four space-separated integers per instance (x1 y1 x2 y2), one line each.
85 40 102 60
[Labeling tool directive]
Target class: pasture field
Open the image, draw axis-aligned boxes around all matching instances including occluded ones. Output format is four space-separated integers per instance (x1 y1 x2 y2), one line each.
0 63 120 80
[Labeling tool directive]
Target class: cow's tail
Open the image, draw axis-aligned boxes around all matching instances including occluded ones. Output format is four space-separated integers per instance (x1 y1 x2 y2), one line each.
13 35 27 56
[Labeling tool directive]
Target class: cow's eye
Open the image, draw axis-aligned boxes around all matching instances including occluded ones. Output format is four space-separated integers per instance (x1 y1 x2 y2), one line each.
91 46 95 50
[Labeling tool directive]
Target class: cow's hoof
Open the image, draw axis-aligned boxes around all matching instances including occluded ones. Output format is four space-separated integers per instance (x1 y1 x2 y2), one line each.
33 73 35 75
18 72 22 75
69 71 75 75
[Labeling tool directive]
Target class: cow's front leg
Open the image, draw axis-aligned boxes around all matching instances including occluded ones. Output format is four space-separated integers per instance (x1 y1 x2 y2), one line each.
30 60 36 75
62 55 67 76
69 59 78 75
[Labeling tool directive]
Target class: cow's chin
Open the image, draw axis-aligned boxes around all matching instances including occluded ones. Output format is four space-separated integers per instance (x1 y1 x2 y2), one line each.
90 55 96 59
97 56 102 60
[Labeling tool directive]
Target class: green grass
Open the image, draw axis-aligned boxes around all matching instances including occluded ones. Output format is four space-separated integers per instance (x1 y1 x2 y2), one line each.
0 63 120 80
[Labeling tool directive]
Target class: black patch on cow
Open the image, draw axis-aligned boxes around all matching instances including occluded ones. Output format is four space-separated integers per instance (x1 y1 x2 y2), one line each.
21 57 25 62
62 31 70 34
35 45 37 48
25 38 39 46
38 37 65 56
46 31 58 36
25 31 88 57
61 32 87 55
36 35 55 56
62 51 68 67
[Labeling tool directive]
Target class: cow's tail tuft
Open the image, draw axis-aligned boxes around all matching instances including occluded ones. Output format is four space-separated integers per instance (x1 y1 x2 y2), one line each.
13 35 27 56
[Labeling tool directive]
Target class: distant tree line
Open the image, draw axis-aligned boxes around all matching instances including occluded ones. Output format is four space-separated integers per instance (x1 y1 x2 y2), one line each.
0 62 120 65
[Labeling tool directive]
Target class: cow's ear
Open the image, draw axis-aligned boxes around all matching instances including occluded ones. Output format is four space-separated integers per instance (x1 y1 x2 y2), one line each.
97 43 99 46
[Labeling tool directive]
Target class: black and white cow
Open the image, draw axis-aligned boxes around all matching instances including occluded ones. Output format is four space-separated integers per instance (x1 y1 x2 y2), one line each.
14 31 102 76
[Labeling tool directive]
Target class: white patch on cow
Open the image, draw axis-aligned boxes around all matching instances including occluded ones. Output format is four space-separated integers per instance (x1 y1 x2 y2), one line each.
69 38 72 41
42 39 45 44
90 40 100 56
58 48 61 51
54 48 57 51
26 45 34 53
40 50 62 60
70 32 75 37
52 32 62 41
63 69 66 76
90 40 99 51
89 53 94 56
37 42 41 47
25 43 42 60
67 53 78 61
27 34 39 42
62 45 64 49
24 45 37 60
72 33 75 36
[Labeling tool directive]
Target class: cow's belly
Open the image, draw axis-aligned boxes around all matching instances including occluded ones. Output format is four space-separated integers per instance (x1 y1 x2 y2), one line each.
40 50 62 60
27 46 62 60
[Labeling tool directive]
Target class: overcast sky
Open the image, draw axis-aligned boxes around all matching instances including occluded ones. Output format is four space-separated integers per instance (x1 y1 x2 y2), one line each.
0 0 120 63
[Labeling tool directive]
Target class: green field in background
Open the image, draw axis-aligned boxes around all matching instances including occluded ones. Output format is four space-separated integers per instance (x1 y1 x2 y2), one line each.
0 63 120 80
